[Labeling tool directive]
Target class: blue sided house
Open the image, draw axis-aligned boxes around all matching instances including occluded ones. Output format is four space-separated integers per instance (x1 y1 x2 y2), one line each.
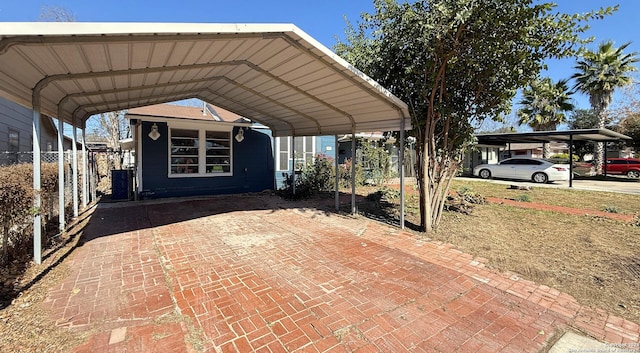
125 102 336 199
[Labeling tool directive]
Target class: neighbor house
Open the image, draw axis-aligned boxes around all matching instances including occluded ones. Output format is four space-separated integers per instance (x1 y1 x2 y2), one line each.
0 96 79 165
503 142 569 159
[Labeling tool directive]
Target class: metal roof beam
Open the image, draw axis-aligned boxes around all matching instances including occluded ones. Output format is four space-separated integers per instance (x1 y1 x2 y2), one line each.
198 91 295 136
270 33 407 124
0 32 269 55
35 60 333 131
74 91 202 121
58 76 299 135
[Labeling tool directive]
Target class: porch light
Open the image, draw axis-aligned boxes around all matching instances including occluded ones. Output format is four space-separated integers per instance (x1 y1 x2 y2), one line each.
235 127 245 143
148 123 160 141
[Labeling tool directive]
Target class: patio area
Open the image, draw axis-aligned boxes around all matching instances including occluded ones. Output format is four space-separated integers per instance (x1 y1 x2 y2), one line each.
40 194 639 352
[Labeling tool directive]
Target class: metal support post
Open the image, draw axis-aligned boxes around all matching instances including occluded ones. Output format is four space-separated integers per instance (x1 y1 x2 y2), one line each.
291 136 296 195
351 127 356 214
569 135 574 188
32 99 42 264
72 125 79 217
334 135 339 211
57 119 65 232
82 125 88 208
399 118 406 229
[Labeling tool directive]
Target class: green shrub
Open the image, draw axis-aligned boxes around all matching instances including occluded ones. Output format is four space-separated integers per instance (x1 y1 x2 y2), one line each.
444 188 486 214
278 154 338 200
457 187 487 205
514 194 531 202
366 187 400 203
549 153 579 163
0 163 59 263
603 205 619 213
360 142 395 185
338 157 364 188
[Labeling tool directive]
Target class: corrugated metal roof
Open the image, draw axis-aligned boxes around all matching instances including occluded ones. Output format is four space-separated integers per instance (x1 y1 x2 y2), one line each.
0 22 410 137
475 129 631 144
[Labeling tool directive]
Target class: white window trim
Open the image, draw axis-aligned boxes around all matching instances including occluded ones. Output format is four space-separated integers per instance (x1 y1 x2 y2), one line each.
276 136 316 172
167 121 233 178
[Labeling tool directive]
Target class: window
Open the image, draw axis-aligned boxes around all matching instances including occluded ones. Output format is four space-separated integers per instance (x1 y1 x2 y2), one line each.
8 129 19 152
8 129 19 164
169 127 231 177
278 137 289 171
205 131 231 174
276 136 315 171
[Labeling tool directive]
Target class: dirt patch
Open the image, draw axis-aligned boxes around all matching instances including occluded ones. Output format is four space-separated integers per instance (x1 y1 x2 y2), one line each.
485 197 636 222
0 207 96 352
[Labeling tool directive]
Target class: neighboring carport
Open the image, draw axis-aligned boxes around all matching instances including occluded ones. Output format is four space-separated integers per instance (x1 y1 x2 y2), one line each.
475 128 632 186
0 22 411 263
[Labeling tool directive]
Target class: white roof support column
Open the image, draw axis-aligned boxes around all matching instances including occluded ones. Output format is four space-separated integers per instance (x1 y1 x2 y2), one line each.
399 117 406 230
291 136 296 196
57 118 65 233
32 95 42 264
351 126 356 215
334 134 339 212
72 125 79 218
136 124 143 195
81 124 88 208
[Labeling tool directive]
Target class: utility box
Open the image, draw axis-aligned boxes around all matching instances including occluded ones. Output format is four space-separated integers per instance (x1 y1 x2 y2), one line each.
111 169 131 200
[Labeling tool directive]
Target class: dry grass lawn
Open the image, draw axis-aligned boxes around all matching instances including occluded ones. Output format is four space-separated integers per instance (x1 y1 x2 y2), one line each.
373 178 640 325
449 179 640 214
435 205 640 323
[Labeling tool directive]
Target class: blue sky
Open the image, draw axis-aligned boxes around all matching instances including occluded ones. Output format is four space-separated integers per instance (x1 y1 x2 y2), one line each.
1 0 638 130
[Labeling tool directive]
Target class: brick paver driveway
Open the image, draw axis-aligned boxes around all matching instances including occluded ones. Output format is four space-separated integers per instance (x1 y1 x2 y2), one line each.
43 195 639 352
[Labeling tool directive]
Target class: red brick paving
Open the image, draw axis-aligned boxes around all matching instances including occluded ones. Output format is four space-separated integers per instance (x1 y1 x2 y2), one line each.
41 195 640 352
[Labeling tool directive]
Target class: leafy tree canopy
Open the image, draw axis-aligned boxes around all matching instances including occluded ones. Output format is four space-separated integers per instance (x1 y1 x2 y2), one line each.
517 77 574 131
571 40 638 173
569 109 601 129
567 109 599 160
335 0 615 231
617 112 640 151
572 41 639 117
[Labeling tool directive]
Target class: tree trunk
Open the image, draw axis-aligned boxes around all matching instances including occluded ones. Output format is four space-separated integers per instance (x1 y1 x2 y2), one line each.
593 102 607 175
542 142 551 159
415 137 428 232
422 155 432 232
2 223 8 263
595 142 605 175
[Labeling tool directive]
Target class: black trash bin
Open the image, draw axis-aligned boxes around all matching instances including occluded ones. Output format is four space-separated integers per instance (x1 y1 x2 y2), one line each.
111 169 131 200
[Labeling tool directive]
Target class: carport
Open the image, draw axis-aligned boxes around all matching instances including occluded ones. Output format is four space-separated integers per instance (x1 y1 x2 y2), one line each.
475 128 632 186
0 22 411 264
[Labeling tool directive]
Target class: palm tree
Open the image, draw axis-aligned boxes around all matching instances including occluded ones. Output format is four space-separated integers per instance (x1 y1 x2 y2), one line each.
517 77 574 158
572 41 638 174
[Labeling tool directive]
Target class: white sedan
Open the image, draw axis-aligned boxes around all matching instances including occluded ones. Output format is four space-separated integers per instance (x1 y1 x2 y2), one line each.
473 158 570 184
